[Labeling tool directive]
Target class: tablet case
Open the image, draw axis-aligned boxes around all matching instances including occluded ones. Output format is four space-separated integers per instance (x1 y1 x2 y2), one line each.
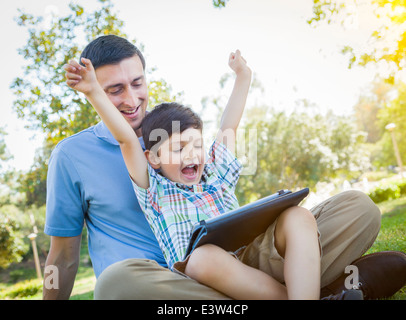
184 188 309 258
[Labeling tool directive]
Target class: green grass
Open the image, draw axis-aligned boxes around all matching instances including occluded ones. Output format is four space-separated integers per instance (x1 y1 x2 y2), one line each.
364 196 406 300
368 197 406 254
1 196 405 300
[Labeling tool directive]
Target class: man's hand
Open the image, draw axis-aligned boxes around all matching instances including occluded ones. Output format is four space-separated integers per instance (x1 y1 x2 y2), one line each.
228 50 251 77
64 57 100 95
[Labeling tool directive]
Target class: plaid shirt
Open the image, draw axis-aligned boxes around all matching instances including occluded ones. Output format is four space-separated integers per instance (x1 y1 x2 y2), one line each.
132 140 242 269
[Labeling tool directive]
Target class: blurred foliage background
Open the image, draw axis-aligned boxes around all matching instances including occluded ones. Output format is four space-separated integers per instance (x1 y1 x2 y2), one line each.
0 0 405 285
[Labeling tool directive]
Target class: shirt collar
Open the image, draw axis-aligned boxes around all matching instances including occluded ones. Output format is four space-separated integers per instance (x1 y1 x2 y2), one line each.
93 121 145 149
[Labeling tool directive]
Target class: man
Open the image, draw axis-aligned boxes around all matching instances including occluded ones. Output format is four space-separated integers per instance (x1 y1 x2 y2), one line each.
43 35 406 300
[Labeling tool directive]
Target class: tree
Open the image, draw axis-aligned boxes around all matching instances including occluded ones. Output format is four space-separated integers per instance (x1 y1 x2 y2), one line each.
12 0 119 145
203 75 370 205
234 107 370 205
0 127 14 206
308 0 406 83
372 81 406 168
11 0 182 207
11 0 181 146
0 214 28 269
213 0 230 8
17 142 52 207
0 127 12 171
353 79 394 143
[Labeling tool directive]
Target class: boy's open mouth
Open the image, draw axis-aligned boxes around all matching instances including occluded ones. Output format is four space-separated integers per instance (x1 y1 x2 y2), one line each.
181 164 198 178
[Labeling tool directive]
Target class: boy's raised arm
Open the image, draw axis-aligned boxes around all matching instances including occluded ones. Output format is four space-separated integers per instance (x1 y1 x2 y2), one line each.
216 50 252 155
65 58 149 188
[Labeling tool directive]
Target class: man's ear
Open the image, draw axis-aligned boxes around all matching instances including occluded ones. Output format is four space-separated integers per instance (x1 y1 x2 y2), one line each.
145 150 161 169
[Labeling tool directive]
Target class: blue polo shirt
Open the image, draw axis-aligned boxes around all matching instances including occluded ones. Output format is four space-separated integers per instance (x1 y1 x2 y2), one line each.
44 121 167 277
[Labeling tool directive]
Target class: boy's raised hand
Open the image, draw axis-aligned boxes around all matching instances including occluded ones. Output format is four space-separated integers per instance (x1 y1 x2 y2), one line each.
64 57 99 95
228 50 251 76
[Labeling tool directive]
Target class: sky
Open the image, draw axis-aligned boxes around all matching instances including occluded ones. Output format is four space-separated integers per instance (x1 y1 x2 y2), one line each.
1 0 379 172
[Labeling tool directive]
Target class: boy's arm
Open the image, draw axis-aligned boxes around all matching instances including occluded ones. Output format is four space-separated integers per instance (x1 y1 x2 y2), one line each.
216 50 252 155
65 58 149 188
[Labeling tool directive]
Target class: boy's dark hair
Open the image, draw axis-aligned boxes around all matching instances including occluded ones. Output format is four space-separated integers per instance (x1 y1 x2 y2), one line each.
80 35 145 70
142 102 203 152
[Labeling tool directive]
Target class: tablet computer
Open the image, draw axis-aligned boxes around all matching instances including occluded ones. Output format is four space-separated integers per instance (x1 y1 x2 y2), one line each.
184 188 309 257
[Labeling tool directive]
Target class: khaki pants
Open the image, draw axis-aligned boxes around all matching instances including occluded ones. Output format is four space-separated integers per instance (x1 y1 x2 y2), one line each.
94 190 381 299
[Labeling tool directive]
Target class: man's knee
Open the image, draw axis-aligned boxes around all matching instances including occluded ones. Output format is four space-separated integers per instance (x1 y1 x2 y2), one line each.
339 190 381 231
327 190 382 253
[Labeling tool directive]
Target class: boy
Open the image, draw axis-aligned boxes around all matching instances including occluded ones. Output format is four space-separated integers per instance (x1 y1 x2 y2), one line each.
65 51 321 299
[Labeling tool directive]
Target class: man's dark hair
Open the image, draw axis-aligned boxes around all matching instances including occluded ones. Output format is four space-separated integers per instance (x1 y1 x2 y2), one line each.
141 102 203 152
80 35 145 70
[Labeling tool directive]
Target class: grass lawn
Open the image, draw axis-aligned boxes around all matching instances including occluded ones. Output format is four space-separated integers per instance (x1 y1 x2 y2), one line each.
365 196 406 300
1 196 405 300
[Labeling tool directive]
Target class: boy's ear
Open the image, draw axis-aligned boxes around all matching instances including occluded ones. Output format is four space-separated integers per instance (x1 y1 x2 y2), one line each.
145 150 161 169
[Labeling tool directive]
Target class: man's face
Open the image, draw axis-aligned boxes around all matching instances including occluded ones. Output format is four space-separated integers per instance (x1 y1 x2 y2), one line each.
95 55 148 136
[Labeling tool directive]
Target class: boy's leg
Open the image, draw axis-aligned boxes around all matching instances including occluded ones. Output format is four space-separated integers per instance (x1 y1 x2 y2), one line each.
273 206 321 299
94 258 230 300
240 190 381 288
184 244 287 300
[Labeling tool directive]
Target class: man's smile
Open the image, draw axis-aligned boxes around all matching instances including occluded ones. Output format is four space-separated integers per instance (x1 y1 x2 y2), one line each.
120 105 140 118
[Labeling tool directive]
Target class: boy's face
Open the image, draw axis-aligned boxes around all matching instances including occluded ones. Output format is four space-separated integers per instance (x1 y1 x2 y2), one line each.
152 128 206 186
95 55 148 137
